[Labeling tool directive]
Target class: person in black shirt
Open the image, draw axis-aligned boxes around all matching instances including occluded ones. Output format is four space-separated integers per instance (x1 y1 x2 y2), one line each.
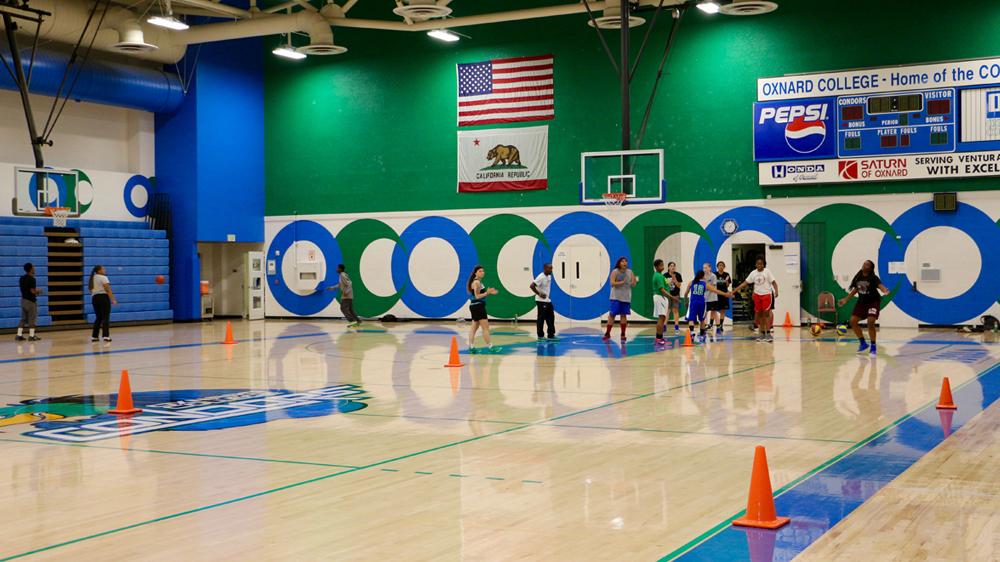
711 261 733 335
839 260 889 356
17 262 41 342
666 261 683 334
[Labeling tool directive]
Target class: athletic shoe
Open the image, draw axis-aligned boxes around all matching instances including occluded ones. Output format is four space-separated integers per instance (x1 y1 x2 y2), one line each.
602 335 611 342
764 333 774 342
28 336 41 342
654 338 666 346
716 327 723 336
15 335 25 342
488 346 502 353
856 341 870 354
674 325 679 333
103 337 112 342
91 337 99 343
347 322 360 328
620 336 627 342
870 343 877 356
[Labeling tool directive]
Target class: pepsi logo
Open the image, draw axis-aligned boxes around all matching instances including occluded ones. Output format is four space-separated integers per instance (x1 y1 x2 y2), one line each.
785 116 827 154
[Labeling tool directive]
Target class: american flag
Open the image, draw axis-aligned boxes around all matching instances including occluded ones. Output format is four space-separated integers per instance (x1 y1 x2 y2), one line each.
457 55 554 127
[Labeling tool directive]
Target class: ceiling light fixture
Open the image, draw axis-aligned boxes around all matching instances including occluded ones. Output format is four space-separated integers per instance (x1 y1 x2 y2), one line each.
147 0 188 30
696 1 722 14
427 29 460 42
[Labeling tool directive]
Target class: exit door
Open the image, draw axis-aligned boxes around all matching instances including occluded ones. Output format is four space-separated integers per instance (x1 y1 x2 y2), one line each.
553 244 605 320
245 251 265 320
765 243 802 326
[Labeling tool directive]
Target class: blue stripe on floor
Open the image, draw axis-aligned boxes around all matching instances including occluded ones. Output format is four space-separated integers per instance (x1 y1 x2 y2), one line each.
663 361 1000 561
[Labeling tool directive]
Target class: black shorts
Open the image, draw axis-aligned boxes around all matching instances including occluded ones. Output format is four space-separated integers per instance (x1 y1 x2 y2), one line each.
707 300 728 312
470 302 488 321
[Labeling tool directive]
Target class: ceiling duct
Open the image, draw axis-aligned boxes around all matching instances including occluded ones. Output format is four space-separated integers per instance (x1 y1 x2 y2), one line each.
111 19 158 53
587 2 645 29
392 0 452 22
720 1 778 16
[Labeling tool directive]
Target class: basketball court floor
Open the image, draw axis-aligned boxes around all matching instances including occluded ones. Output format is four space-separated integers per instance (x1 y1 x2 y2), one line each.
1 320 998 560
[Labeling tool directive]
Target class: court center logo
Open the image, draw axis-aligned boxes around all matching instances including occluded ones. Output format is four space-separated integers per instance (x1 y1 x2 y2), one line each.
1 384 368 443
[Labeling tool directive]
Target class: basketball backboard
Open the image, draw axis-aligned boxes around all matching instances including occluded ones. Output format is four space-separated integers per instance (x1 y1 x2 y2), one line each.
580 149 665 205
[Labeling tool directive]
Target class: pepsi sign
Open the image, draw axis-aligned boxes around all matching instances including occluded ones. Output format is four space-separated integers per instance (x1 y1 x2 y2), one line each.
754 98 837 161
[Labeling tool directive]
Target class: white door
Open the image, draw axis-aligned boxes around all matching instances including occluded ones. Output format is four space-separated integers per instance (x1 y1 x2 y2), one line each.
765 242 801 326
553 244 605 321
245 251 265 320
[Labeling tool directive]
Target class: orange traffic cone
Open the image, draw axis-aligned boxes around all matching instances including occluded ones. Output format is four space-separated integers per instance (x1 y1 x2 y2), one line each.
732 445 790 529
108 369 143 415
782 312 792 328
223 321 236 345
681 329 695 347
936 377 957 410
444 336 464 368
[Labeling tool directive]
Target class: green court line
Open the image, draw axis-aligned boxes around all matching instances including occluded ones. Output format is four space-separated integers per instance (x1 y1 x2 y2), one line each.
659 360 1000 561
448 473 469 478
522 480 543 484
542 423 856 444
484 476 504 481
380 468 400 472
414 471 433 475
0 358 779 561
0 438 359 469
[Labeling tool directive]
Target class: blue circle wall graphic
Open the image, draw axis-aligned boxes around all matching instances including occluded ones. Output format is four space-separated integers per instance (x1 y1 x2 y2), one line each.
878 202 1000 324
267 220 342 316
532 212 630 320
390 216 478 318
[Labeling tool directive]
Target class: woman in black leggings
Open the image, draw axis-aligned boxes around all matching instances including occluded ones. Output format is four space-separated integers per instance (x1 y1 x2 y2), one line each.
89 265 117 342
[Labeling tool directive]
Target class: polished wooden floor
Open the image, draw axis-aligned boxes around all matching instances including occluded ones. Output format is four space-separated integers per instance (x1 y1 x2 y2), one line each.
0 320 997 561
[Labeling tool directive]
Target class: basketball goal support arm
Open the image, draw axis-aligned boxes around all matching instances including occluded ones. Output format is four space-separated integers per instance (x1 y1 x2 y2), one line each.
2 10 46 170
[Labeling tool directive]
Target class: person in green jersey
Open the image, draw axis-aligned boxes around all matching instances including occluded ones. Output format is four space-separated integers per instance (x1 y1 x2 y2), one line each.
652 259 670 345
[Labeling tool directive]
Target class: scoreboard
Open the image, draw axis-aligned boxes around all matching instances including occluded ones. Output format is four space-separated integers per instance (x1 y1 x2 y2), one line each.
837 89 955 157
754 57 1000 185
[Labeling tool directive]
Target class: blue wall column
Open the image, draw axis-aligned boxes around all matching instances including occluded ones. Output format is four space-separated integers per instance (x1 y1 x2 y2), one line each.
155 38 264 321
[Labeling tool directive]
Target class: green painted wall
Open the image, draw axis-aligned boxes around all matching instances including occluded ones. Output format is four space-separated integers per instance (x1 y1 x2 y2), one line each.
265 0 1000 216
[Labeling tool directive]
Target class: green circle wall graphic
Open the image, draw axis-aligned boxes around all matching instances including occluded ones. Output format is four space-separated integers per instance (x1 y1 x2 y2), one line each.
469 214 548 319
335 219 404 318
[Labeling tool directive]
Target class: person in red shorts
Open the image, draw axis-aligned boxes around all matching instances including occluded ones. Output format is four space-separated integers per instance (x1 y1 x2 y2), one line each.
729 257 778 342
839 259 889 356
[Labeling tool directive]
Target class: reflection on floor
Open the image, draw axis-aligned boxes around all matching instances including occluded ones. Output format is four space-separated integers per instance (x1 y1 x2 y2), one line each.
1 320 997 560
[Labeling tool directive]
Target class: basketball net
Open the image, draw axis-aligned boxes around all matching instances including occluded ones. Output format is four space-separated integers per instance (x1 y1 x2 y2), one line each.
601 192 627 211
45 206 71 228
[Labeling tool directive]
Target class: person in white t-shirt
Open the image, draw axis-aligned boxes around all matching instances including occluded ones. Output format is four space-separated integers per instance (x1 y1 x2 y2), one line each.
89 265 117 343
729 257 778 342
530 263 556 341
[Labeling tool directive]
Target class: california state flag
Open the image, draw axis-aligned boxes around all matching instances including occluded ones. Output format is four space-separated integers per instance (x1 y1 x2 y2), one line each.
457 126 548 192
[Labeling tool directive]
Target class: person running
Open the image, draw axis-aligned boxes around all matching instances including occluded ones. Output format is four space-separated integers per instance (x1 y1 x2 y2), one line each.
325 264 361 327
701 263 719 336
89 265 116 342
838 259 889 356
712 261 732 335
729 257 778 342
652 259 670 345
16 263 41 342
530 263 556 341
604 257 638 341
666 261 683 334
467 265 499 353
685 270 729 343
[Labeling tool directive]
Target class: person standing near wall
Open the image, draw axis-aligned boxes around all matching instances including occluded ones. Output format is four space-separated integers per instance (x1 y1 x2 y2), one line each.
326 264 361 327
467 265 499 353
89 265 116 342
701 263 719 337
712 261 732 335
838 259 889 356
729 257 778 343
530 263 556 341
604 257 638 342
652 259 670 345
666 261 683 334
16 263 41 342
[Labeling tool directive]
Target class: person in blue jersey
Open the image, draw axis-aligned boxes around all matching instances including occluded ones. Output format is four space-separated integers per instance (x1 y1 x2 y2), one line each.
467 265 499 353
684 270 729 343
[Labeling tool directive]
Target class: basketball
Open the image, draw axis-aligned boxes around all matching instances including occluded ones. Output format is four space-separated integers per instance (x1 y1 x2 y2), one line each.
810 324 823 337
836 324 848 336
155 275 165 284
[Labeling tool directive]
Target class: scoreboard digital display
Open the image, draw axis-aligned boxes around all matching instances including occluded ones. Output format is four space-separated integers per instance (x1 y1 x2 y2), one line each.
837 88 955 157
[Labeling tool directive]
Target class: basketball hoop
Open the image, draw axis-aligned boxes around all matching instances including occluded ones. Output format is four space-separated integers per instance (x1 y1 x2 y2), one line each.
44 206 71 228
601 192 628 209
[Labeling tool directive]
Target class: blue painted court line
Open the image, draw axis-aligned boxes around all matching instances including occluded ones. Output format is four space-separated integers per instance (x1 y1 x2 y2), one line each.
663 361 1000 561
0 331 330 365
